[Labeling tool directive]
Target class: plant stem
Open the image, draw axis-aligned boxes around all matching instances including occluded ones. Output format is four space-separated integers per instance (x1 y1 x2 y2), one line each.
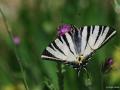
0 8 29 90
57 63 64 90
100 65 104 90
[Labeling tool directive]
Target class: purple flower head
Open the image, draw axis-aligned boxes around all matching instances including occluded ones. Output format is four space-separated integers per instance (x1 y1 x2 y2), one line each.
58 24 72 36
13 36 21 45
102 58 114 73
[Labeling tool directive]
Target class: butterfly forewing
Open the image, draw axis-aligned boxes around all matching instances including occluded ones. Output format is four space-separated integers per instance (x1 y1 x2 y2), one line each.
41 25 116 68
80 26 116 57
41 27 77 63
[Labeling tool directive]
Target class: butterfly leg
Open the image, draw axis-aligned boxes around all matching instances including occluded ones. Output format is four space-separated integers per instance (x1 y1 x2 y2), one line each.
83 67 91 80
77 68 81 77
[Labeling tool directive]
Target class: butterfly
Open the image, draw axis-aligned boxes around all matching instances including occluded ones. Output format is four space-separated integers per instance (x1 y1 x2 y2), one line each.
41 25 116 72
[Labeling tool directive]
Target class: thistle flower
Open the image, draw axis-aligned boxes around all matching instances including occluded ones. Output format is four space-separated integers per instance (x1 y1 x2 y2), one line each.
13 36 21 45
57 24 72 36
102 58 114 73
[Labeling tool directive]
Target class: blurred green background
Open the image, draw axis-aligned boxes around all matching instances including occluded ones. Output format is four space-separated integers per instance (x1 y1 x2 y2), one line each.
0 0 120 90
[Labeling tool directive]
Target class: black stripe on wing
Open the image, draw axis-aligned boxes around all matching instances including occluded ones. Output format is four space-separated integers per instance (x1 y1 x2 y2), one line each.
52 41 66 55
94 26 102 45
58 37 63 43
80 27 84 35
62 34 75 55
85 26 91 49
49 44 55 50
42 49 59 59
102 26 107 35
92 26 95 34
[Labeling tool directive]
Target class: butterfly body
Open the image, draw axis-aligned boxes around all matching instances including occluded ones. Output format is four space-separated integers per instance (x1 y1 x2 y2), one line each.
41 25 116 71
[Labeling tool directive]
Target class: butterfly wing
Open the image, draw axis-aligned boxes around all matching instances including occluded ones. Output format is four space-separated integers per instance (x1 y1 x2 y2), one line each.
41 25 116 68
79 25 116 58
41 26 78 63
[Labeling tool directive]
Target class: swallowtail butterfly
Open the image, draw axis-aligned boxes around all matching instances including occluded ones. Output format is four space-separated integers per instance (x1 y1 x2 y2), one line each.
41 25 116 72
